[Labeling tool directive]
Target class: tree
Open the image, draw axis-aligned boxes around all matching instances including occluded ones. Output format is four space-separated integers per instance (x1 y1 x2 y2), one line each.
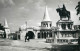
75 1 80 15
0 24 6 38
0 24 4 30
75 1 80 45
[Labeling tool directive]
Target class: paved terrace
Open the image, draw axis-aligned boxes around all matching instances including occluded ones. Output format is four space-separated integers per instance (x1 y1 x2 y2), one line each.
0 39 51 51
0 39 80 51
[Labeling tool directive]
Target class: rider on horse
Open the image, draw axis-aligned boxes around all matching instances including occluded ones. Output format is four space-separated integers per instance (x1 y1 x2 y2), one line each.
56 4 70 20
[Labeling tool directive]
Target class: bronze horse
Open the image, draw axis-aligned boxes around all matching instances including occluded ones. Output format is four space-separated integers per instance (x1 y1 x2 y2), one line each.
56 4 70 20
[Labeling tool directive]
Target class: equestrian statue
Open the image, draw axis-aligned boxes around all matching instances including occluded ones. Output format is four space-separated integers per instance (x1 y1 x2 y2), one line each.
56 4 70 20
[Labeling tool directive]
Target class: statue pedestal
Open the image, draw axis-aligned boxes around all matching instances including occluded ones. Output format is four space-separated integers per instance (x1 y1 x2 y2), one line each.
57 20 73 30
61 17 68 20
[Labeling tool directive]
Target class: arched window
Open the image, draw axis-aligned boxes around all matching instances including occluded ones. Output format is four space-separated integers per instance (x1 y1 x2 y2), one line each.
47 23 48 27
79 25 80 29
43 23 45 27
68 24 71 29
42 32 44 38
61 24 66 30
50 24 51 27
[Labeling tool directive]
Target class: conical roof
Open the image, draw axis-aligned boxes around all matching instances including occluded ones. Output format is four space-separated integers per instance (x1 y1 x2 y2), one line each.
4 18 9 28
42 6 51 21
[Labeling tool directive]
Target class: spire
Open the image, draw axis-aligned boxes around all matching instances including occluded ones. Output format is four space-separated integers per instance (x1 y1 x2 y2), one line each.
42 6 51 21
4 18 9 28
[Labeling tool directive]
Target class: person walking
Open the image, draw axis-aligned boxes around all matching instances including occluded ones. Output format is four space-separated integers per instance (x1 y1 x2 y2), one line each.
25 35 27 42
27 36 30 42
25 33 28 42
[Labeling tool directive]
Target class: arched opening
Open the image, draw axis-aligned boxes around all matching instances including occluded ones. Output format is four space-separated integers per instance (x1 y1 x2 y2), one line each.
61 24 66 30
38 33 40 38
50 24 51 27
68 24 71 29
44 32 46 38
27 31 35 39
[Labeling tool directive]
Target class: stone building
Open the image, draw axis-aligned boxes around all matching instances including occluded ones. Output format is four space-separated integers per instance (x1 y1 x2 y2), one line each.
55 17 78 44
20 26 40 40
74 25 80 38
0 24 4 38
52 5 78 44
40 6 52 39
4 19 10 38
19 5 79 44
20 6 52 40
0 19 10 38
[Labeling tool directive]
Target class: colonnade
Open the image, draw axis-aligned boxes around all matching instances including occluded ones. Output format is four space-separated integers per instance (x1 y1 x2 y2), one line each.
58 23 73 30
41 22 52 27
40 31 52 38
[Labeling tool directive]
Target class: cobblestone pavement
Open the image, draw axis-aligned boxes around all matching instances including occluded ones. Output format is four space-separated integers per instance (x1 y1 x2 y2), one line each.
0 39 52 51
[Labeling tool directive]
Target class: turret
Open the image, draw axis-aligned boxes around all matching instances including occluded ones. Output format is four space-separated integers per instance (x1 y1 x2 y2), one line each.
4 19 10 38
41 6 52 29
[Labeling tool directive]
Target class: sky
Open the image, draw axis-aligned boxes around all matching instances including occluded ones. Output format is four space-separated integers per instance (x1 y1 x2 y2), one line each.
0 0 80 32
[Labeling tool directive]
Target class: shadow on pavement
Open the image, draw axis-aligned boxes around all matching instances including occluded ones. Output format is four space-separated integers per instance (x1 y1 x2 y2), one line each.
49 45 80 51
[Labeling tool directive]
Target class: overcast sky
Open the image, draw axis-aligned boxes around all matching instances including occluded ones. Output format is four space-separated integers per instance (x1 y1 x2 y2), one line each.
0 0 80 32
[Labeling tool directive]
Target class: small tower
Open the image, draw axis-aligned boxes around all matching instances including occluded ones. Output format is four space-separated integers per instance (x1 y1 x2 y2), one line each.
40 6 52 39
41 6 52 29
4 19 10 38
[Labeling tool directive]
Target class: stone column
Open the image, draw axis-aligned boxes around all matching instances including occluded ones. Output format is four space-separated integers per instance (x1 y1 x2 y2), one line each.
66 24 68 30
48 23 50 28
59 32 62 38
6 34 9 39
59 23 62 30
54 33 57 44
69 24 71 29
43 33 44 38
63 34 65 37
52 31 54 38
72 24 74 30
57 31 59 38
40 32 42 38
48 34 49 38
35 31 38 39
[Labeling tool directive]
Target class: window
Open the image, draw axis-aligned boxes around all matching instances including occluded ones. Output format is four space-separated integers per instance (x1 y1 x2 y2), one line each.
43 23 45 27
63 40 65 42
61 24 66 30
66 40 68 42
79 25 80 29
46 23 48 27
50 24 51 27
